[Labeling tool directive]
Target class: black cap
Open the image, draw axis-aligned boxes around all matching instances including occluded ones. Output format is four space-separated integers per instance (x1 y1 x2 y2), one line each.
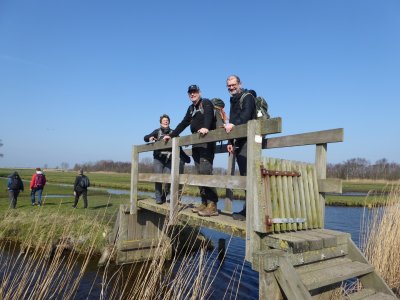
187 84 200 93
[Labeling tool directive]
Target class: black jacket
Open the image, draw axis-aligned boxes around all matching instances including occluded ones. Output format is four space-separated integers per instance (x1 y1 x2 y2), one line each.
74 175 90 192
170 98 215 137
144 127 173 159
229 91 256 126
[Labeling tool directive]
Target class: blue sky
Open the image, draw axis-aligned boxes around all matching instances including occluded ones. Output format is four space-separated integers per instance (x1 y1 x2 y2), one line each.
1 0 399 169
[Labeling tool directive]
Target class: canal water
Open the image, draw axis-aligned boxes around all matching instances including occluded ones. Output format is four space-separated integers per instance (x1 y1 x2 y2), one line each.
0 195 365 300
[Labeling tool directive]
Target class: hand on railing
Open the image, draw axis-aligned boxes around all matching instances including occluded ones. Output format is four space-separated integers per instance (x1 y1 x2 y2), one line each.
197 128 209 136
163 135 171 142
224 123 235 133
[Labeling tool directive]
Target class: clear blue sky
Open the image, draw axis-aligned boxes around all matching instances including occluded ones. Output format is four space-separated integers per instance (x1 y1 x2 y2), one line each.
1 0 399 169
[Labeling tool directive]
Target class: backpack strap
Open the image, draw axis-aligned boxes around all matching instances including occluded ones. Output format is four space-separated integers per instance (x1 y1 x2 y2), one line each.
239 92 252 110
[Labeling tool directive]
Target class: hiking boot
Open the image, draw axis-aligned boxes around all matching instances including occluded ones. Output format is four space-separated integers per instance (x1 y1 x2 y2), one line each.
155 197 163 205
232 209 246 221
32 203 36 206
198 202 218 217
192 201 207 213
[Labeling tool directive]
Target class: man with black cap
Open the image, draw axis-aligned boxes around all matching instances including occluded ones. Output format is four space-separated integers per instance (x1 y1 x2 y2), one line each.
73 169 90 208
163 84 219 217
224 75 256 221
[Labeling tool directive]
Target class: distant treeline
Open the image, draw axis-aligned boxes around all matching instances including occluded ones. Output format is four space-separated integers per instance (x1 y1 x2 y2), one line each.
74 157 400 180
327 158 399 180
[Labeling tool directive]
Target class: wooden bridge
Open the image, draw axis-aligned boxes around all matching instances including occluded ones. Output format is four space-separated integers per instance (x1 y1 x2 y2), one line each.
107 118 396 299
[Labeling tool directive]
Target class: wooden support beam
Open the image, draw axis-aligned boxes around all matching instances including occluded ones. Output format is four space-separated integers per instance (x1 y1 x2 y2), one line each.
264 128 344 149
136 117 282 153
318 179 342 193
138 173 246 190
315 143 327 227
130 146 139 214
169 138 180 225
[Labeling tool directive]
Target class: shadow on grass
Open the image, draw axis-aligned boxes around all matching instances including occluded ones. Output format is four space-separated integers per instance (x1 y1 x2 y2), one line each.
91 203 113 209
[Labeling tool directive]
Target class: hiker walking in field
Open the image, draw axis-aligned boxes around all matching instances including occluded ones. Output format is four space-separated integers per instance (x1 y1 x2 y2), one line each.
7 171 24 209
144 114 191 204
163 85 218 217
72 169 90 208
30 167 46 206
224 75 256 221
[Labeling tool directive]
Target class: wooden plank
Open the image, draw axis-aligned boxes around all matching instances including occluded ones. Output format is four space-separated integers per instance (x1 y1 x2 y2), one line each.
265 233 310 254
347 240 397 297
292 162 303 230
274 256 312 300
130 145 139 214
298 259 373 291
224 153 235 213
245 120 262 262
138 173 246 190
314 229 350 245
301 163 313 230
137 198 246 238
263 245 348 271
262 158 273 233
263 128 344 149
266 158 280 232
318 179 342 193
310 165 322 228
289 231 324 251
276 160 287 231
315 144 327 227
169 138 180 225
120 239 158 251
281 160 293 231
136 118 282 153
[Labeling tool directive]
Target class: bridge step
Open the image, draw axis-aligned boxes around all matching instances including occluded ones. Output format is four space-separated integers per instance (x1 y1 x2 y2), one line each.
296 257 373 291
346 288 397 299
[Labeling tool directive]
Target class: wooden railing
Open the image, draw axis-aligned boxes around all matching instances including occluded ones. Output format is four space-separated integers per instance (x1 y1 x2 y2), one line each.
130 118 343 259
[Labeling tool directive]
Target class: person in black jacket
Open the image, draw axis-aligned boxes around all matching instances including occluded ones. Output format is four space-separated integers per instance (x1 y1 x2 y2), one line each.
224 75 256 221
7 171 24 208
144 114 191 204
163 85 218 217
144 114 174 204
73 169 90 208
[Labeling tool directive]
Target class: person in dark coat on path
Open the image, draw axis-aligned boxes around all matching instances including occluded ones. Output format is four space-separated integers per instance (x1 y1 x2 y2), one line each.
73 169 90 208
7 171 24 208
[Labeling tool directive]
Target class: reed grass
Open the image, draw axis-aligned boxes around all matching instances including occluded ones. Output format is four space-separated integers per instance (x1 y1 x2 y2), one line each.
0 200 244 299
360 185 400 295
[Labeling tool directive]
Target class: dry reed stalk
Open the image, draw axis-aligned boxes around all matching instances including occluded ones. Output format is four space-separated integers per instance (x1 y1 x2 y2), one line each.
0 195 243 299
360 185 400 295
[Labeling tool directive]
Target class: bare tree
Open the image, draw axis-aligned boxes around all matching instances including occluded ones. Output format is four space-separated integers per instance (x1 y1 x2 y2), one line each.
0 139 3 157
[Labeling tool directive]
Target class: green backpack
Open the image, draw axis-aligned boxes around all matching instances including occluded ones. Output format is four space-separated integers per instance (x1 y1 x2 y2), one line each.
239 92 270 119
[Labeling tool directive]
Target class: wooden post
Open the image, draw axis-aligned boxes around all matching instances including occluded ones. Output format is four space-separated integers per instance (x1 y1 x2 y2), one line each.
169 137 180 225
315 143 327 227
224 153 235 213
245 119 263 263
130 145 139 215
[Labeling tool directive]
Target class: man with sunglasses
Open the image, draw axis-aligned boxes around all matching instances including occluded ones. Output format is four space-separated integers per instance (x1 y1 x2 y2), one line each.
163 85 218 217
224 75 256 221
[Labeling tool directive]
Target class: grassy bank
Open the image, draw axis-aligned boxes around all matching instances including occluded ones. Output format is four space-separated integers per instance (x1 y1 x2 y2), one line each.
0 177 129 254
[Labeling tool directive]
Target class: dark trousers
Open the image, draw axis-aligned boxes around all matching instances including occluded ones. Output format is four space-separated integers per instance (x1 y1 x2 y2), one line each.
74 189 88 208
235 139 248 176
192 143 218 203
153 158 172 201
8 190 20 208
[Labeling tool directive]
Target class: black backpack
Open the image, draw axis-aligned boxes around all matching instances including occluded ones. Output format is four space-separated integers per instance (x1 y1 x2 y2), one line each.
10 176 22 190
79 176 90 188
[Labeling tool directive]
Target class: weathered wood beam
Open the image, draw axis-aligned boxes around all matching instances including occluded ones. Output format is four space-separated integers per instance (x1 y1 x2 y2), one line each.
318 179 342 193
138 173 246 190
263 128 344 149
136 117 282 153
